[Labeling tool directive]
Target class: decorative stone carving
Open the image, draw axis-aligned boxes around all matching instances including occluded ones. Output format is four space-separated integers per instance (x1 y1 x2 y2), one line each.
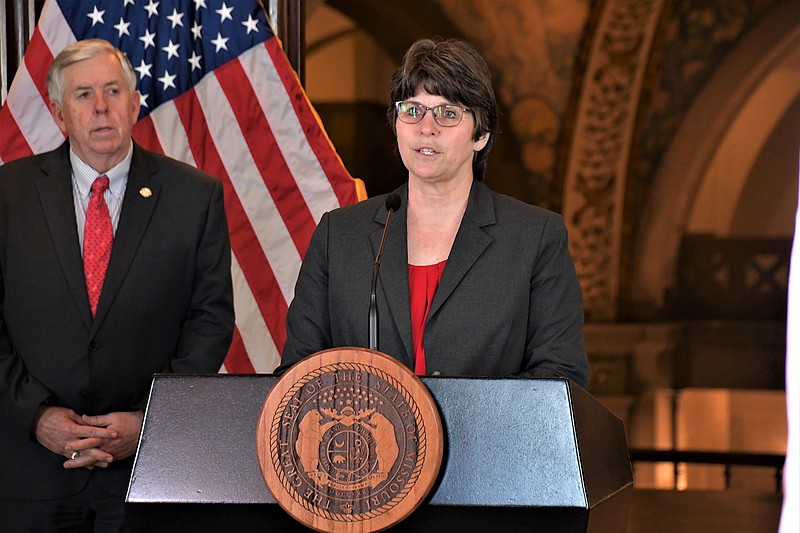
562 0 666 320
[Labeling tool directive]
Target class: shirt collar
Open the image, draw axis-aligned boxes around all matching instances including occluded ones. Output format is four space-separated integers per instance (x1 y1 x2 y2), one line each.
69 142 133 199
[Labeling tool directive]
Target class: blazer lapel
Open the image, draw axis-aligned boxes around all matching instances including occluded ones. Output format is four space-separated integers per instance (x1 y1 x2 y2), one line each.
37 144 94 329
370 186 413 366
428 181 495 319
92 145 159 331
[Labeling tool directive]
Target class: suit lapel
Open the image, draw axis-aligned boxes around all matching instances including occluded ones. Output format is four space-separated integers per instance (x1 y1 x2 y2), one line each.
92 145 159 331
37 144 94 329
428 181 495 319
370 186 413 366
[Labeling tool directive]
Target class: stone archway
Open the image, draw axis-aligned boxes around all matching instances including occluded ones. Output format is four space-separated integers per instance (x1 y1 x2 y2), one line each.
561 0 668 321
626 0 800 316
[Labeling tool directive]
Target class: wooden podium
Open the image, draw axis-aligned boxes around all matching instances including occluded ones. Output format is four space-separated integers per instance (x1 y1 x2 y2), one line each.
126 374 632 532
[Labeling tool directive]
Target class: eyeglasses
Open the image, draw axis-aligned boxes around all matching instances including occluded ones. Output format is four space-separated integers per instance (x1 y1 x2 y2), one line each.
395 100 469 127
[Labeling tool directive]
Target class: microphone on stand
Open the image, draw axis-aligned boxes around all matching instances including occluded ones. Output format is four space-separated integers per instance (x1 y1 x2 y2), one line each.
369 193 402 351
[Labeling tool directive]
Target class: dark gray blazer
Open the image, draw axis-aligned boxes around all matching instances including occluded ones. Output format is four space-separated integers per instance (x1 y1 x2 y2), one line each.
0 142 234 500
279 181 588 386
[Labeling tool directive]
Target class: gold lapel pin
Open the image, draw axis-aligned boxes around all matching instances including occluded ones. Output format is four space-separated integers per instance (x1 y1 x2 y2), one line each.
139 187 153 198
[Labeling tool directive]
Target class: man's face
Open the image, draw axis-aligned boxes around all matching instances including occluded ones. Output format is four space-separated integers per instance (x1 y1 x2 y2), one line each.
50 52 139 173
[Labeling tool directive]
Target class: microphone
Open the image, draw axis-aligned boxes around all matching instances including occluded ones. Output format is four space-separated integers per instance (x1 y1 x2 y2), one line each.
369 193 402 350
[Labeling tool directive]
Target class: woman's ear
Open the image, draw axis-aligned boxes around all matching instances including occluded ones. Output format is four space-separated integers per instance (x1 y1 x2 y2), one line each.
474 131 490 152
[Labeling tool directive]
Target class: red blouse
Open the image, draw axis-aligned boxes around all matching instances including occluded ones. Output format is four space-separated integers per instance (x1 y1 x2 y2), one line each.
408 260 446 375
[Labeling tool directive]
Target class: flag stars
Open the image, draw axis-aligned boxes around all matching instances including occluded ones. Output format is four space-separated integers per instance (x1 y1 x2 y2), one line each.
216 2 234 23
144 0 159 18
134 60 152 79
167 8 184 29
114 17 131 38
139 28 156 49
242 15 259 34
162 39 180 60
158 71 177 91
211 32 229 52
87 6 105 26
188 51 202 71
191 21 202 40
48 1 270 121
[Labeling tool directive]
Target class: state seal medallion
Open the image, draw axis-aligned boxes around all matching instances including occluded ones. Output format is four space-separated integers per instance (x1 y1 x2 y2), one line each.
257 348 443 532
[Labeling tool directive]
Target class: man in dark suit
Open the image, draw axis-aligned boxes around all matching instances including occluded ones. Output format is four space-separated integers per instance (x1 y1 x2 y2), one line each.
0 38 234 530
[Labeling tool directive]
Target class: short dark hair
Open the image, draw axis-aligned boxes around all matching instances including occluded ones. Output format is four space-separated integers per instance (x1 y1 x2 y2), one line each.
388 38 498 181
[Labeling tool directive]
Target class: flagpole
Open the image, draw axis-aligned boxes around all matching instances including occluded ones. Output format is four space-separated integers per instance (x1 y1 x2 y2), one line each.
276 0 305 87
0 0 36 105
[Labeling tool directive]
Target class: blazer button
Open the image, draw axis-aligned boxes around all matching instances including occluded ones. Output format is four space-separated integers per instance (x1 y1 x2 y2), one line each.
80 390 90 399
88 341 99 352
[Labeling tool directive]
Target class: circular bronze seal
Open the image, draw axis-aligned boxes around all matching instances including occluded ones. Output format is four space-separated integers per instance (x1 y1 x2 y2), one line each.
257 348 443 532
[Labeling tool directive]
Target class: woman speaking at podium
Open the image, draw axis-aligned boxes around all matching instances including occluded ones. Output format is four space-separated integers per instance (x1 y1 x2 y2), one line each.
278 38 589 388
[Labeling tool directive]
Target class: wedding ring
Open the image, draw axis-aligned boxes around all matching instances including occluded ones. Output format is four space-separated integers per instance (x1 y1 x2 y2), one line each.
70 451 80 460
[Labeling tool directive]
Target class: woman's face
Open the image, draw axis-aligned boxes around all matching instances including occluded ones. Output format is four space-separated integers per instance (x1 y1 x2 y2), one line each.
396 88 489 187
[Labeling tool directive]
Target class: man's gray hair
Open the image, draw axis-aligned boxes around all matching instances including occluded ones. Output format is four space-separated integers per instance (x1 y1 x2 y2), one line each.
47 38 137 105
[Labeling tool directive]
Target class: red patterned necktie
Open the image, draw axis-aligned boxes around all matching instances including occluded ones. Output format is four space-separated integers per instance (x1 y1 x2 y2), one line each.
84 176 113 317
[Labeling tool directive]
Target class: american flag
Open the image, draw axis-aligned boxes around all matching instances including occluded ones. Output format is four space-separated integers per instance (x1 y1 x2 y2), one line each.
0 0 365 373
